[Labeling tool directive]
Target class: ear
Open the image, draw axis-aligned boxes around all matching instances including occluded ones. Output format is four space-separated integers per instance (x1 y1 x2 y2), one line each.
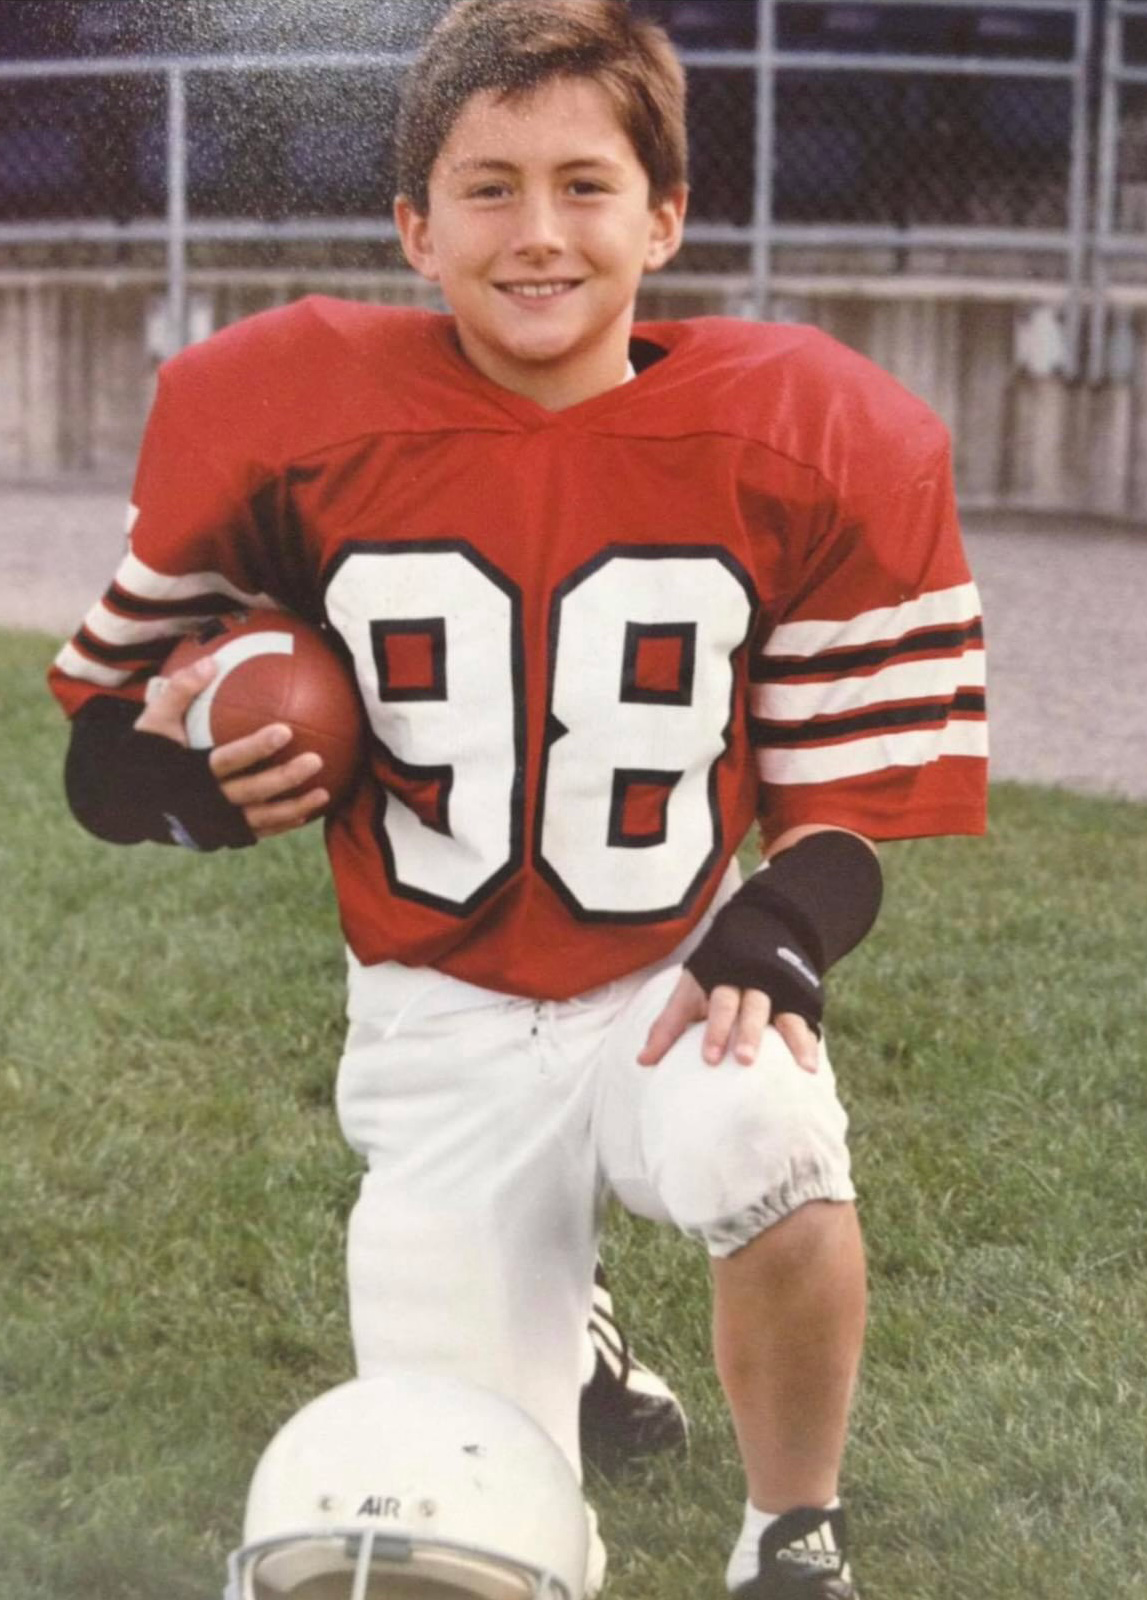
394 195 441 282
644 184 688 274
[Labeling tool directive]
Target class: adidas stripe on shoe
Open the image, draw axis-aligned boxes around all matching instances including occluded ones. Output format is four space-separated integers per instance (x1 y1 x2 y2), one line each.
578 1265 689 1476
731 1505 857 1598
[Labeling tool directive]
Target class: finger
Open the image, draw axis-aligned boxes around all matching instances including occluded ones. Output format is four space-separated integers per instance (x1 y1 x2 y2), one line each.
637 970 707 1067
701 984 742 1065
133 657 217 742
209 723 294 781
218 751 324 809
773 1012 821 1074
732 988 772 1066
245 786 331 839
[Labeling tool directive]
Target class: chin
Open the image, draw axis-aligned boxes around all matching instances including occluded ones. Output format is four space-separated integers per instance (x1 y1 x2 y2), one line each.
505 333 584 366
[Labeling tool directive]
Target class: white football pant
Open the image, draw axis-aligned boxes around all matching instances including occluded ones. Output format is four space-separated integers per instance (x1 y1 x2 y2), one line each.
335 863 855 1484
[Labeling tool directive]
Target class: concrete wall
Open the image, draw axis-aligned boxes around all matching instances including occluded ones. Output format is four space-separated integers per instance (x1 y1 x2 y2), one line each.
2 270 1146 525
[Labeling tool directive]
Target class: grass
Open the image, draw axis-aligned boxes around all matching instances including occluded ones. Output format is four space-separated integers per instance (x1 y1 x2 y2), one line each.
3 627 1147 1599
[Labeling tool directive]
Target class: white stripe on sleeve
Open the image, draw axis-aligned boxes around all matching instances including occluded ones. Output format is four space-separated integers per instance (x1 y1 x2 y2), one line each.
759 581 981 663
117 550 273 608
760 718 989 787
79 599 209 648
753 647 986 725
53 640 133 689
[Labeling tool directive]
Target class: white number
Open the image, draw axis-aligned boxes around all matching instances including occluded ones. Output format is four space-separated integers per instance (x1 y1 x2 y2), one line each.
539 554 753 916
325 547 521 912
326 545 753 920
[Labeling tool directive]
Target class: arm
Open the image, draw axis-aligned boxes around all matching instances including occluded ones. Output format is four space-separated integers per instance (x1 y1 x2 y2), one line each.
643 361 986 1069
53 336 330 849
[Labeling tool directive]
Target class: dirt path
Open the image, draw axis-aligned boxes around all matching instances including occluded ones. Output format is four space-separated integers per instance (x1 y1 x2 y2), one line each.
3 481 1144 802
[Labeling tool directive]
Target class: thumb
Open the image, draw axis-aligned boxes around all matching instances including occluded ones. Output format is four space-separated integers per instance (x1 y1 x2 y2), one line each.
133 656 217 744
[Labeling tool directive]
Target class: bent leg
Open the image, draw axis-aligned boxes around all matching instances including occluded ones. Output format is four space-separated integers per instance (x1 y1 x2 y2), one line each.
596 964 865 1509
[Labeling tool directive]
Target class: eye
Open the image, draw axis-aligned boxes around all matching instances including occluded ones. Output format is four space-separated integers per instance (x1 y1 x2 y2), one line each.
568 179 609 197
467 182 511 201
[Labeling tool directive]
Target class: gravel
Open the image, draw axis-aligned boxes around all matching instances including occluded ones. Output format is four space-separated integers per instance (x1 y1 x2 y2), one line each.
4 481 1144 803
965 519 1146 803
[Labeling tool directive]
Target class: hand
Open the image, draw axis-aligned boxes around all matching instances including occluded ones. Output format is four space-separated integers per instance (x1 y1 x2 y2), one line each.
637 968 820 1073
135 658 330 840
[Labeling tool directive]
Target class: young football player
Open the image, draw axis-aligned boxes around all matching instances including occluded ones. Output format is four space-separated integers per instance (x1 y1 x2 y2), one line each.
50 1 988 1595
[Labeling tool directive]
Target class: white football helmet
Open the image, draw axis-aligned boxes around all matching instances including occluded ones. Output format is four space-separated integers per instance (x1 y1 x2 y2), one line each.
224 1370 589 1600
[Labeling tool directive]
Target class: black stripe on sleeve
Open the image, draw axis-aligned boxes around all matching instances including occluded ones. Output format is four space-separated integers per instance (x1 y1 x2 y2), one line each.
105 584 244 621
74 627 175 667
751 619 984 684
750 689 987 748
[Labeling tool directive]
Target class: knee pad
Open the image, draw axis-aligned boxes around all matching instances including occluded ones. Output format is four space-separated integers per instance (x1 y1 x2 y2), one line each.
644 1030 855 1253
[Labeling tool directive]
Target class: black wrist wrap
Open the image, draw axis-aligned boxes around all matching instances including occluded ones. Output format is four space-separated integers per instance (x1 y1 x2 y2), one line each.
65 696 256 851
685 831 883 1028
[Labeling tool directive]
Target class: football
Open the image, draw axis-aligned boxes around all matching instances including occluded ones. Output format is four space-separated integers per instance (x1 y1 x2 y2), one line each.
163 611 367 809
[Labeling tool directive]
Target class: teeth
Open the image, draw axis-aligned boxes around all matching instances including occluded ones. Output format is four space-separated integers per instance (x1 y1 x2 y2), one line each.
505 282 574 298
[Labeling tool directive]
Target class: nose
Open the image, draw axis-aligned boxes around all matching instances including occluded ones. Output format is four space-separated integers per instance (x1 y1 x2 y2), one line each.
511 188 565 261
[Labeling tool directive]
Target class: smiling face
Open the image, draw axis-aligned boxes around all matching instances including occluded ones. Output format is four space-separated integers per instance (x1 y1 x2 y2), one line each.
395 76 687 411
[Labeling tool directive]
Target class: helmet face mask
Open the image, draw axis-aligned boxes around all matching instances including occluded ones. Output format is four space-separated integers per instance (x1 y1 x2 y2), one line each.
230 1527 574 1600
225 1373 589 1600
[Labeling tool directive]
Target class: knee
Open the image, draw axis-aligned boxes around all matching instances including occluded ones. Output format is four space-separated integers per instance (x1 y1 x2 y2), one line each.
646 1032 854 1248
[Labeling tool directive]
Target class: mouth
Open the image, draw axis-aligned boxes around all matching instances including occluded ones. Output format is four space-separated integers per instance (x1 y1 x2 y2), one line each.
496 280 582 301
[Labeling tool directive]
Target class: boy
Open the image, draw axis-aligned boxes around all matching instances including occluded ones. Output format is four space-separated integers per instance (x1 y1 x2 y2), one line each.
50 1 988 1595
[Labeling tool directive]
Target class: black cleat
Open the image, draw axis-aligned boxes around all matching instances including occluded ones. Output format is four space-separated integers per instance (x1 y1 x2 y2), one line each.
578 1266 689 1476
732 1506 858 1598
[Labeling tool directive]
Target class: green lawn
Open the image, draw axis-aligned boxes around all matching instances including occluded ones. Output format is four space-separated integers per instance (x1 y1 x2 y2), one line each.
3 629 1146 1599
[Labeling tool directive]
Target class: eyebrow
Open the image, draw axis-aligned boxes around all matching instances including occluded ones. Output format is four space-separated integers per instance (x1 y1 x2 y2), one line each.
447 157 627 176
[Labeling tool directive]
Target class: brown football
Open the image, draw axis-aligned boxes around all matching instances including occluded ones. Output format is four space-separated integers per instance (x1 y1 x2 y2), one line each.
163 611 366 810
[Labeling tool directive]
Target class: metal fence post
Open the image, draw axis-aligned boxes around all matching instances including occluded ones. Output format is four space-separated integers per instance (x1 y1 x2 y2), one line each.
166 65 187 357
750 0 776 321
1063 0 1093 379
1089 0 1136 386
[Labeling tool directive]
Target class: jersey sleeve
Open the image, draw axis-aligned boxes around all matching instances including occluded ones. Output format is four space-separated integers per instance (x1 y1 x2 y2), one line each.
47 358 286 721
749 415 988 843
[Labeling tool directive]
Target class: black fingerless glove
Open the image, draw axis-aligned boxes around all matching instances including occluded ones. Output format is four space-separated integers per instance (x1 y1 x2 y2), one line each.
65 696 256 851
685 831 883 1029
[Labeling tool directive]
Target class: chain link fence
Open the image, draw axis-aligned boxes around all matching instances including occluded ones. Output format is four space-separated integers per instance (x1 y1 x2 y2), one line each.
0 71 166 222
1 11 1086 225
769 73 1073 228
0 64 401 228
0 0 1129 369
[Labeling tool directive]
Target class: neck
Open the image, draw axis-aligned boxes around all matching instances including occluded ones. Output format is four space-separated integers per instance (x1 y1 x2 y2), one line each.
456 321 636 411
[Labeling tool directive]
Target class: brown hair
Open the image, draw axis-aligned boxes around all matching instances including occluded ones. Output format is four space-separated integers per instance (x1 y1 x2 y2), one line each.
395 0 688 213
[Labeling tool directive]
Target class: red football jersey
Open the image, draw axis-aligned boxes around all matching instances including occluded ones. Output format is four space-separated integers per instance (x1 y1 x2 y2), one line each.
50 298 987 998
